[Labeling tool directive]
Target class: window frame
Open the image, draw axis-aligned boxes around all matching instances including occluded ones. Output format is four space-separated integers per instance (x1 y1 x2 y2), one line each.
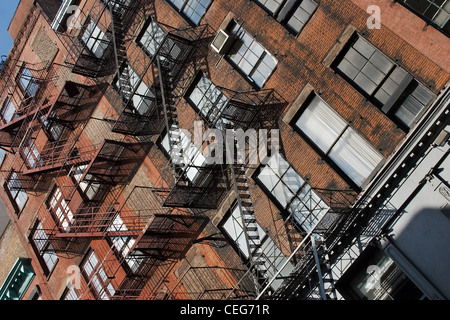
80 18 110 59
291 93 386 190
332 34 435 130
224 20 278 89
113 64 157 116
1 98 18 124
46 186 75 232
395 0 450 37
184 72 230 127
253 152 331 233
29 220 59 276
106 215 142 273
4 171 28 214
81 250 116 300
219 201 295 291
17 66 39 99
165 0 213 26
252 0 318 35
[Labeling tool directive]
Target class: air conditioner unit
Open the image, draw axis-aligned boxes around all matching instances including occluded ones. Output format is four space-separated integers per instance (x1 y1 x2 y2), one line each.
211 29 235 54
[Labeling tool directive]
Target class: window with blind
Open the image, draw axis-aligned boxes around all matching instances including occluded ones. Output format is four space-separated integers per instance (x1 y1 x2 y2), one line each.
334 36 435 128
294 94 385 188
253 0 318 34
255 152 330 232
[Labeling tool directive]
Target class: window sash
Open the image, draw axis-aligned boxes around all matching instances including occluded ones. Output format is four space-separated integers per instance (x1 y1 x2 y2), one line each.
188 74 229 126
7 172 28 212
254 0 318 34
138 20 166 56
107 215 142 272
19 67 39 97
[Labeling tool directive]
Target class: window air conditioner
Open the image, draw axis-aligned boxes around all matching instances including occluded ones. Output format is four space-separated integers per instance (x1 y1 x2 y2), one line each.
211 29 234 54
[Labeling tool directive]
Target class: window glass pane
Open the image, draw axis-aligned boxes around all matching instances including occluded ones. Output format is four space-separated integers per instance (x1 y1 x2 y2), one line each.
329 128 384 187
295 95 347 153
2 99 16 123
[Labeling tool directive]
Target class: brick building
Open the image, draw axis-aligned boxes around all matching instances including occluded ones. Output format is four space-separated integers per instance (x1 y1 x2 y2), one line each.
0 0 448 300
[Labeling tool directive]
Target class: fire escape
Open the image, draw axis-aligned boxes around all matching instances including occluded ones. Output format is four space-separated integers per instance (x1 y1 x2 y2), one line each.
1 0 363 301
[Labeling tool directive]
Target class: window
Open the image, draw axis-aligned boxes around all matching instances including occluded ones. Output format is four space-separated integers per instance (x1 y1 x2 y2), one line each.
186 73 229 127
334 36 435 128
72 164 101 200
1 98 17 123
44 111 65 141
5 172 28 213
337 247 426 300
255 153 330 232
30 221 58 275
0 148 6 167
253 0 318 34
115 65 156 116
397 0 450 35
22 139 42 169
137 19 166 57
294 94 385 187
48 187 74 232
81 19 110 59
63 286 78 300
221 203 295 290
82 251 116 300
160 129 206 182
18 67 39 98
137 18 183 70
166 0 212 25
107 215 142 272
226 21 278 88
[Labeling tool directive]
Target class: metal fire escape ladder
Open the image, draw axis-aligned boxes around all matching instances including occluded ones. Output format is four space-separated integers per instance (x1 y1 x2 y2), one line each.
225 126 268 293
109 3 134 109
156 57 185 182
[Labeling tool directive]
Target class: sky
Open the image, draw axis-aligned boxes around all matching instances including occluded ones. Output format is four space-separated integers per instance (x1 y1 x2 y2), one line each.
0 1 21 59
